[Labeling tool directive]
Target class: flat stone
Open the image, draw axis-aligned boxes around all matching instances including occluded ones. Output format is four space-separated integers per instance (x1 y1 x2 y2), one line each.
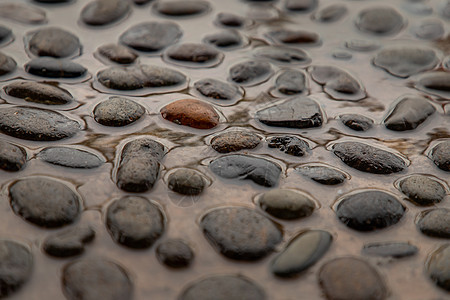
81 0 130 26
0 4 47 24
0 240 33 297
9 177 81 228
0 25 12 45
106 196 165 248
194 79 241 101
116 138 165 192
427 244 450 291
319 257 387 300
165 43 222 67
4 81 74 105
97 44 138 64
384 95 435 131
37 147 104 169
229 60 272 86
332 50 352 60
62 259 132 300
415 72 450 97
160 99 219 129
156 239 194 268
336 190 405 231
209 154 281 187
0 106 80 141
413 19 445 40
94 97 145 127
363 242 418 258
256 96 323 129
211 131 260 153
168 169 206 195
356 6 404 35
43 226 95 257
285 0 318 12
27 27 81 58
310 65 366 101
296 164 347 185
429 140 450 171
203 30 243 48
0 140 27 171
119 22 182 52
373 46 439 78
25 57 87 78
253 46 311 65
258 189 315 220
179 275 265 300
275 70 307 95
200 207 282 260
154 1 210 17
271 230 332 277
0 52 16 76
418 208 450 238
398 175 446 206
313 4 347 22
332 142 407 174
267 136 310 156
265 29 321 46
215 13 247 28
345 39 379 52
339 114 373 131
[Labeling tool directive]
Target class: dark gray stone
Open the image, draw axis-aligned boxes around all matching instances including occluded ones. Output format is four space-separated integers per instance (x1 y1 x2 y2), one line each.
94 97 145 127
154 0 210 17
285 0 318 12
267 136 310 156
258 189 315 220
43 226 95 257
4 81 74 105
211 131 260 153
229 60 272 86
0 4 46 24
275 70 307 95
194 79 241 100
203 30 243 48
413 19 444 40
427 244 450 291
384 95 435 131
418 208 450 238
356 6 404 35
0 140 27 171
0 52 16 76
345 39 379 52
340 114 373 131
165 43 222 66
97 44 138 64
415 72 450 97
296 164 347 185
0 25 12 45
398 175 446 206
37 147 104 169
9 177 81 228
156 239 194 268
81 0 130 26
265 29 320 46
429 140 450 171
168 169 205 195
215 13 247 28
253 46 310 65
200 207 282 260
363 242 418 258
27 27 81 58
25 57 87 78
120 22 182 52
313 4 347 22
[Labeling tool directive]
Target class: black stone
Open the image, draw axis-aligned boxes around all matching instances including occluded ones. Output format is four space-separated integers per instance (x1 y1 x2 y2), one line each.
339 114 373 131
25 57 87 78
194 79 241 100
427 244 450 291
265 29 320 46
4 81 74 105
203 30 243 48
429 140 450 171
267 136 310 156
156 239 194 268
0 140 27 171
258 189 315 220
168 169 205 195
356 6 404 35
120 22 182 52
81 0 130 26
43 226 95 257
94 97 145 126
27 27 81 58
398 175 446 206
363 242 418 258
275 70 307 95
211 131 260 153
154 1 210 17
253 46 311 65
418 208 450 238
296 164 347 185
97 44 138 64
313 4 347 22
37 147 104 169
229 60 272 86
0 52 16 76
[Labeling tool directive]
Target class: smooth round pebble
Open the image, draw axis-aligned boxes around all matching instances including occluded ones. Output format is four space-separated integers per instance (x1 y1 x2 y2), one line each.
156 239 194 268
417 208 450 238
94 97 145 127
398 175 446 205
160 99 219 129
258 189 315 220
211 131 260 153
0 140 27 171
427 244 450 291
168 169 205 195
37 147 104 169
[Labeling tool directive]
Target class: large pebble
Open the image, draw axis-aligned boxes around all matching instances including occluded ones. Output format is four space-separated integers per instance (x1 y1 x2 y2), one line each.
120 22 182 52
203 30 243 49
43 226 95 257
285 0 318 13
363 242 418 258
116 138 165 192
356 6 404 35
200 207 282 260
384 95 435 131
271 230 331 277
4 81 74 105
415 72 450 97
63 259 133 300
168 169 206 195
258 189 315 220
229 60 272 86
93 97 145 127
253 46 311 65
427 244 450 291
97 44 137 64
0 4 46 24
0 140 27 171
179 275 265 300
313 4 347 22
417 208 450 238
37 147 104 169
413 19 444 40
211 131 260 153
296 164 347 185
210 154 281 187
0 240 33 297
319 257 387 300
9 177 81 228
336 190 405 231
398 175 446 205
267 136 310 156
156 239 194 268
339 114 373 131
106 196 165 248
25 57 87 78
256 96 323 128
275 70 307 95
154 1 210 17
429 140 450 171
194 79 241 101
332 142 407 174
0 52 16 76
160 99 219 129
265 29 320 46
27 27 81 58
0 106 80 141
81 0 130 26
165 43 222 67
373 46 439 78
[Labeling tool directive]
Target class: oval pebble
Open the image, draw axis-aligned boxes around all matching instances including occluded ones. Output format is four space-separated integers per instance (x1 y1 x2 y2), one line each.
211 131 260 153
417 208 450 238
363 242 418 258
253 46 311 65
427 244 450 291
81 0 130 26
94 97 145 127
164 43 223 67
285 0 318 13
413 19 444 40
398 175 446 206
0 4 47 24
275 69 307 95
25 57 87 79
215 13 248 28
43 225 95 257
203 30 244 49
229 60 272 86
37 147 104 169
168 168 206 195
339 114 373 131
97 44 138 64
355 6 404 36
120 22 182 52
154 0 210 17
313 4 347 22
0 140 27 171
429 140 450 172
161 99 219 129
194 79 242 101
0 25 12 46
258 189 315 220
265 29 321 46
415 72 450 98
27 27 81 58
267 136 310 156
156 239 194 268
4 80 74 105
0 51 16 76
296 164 347 185
384 95 435 131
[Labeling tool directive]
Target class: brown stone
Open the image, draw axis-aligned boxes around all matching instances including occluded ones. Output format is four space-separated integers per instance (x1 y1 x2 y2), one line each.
160 99 219 129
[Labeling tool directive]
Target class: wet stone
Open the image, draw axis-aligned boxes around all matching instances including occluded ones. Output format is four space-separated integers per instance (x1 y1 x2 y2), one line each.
4 81 74 105
0 140 27 172
313 4 347 22
43 226 95 257
106 196 165 248
156 239 194 268
319 257 387 300
340 114 373 131
373 46 439 78
154 1 210 17
267 136 310 156
363 242 418 258
93 97 145 127
415 72 450 97
285 0 318 12
275 70 307 95
265 29 320 46
427 244 450 291
203 30 243 48
413 19 444 40
165 43 222 67
309 65 366 101
398 175 446 206
230 60 273 86
0 240 33 297
37 147 104 169
253 46 311 65
0 106 80 141
200 207 282 260
209 154 281 187
429 140 450 172
97 44 138 64
27 27 81 58
417 208 450 238
62 259 133 300
384 95 435 131
120 22 182 52
332 142 407 174
271 230 332 277
179 275 265 300
0 52 16 76
9 177 81 228
168 169 206 195
116 138 165 193
0 4 47 24
211 131 260 153
25 57 87 79
336 190 405 231
256 96 323 129
160 99 219 129
97 65 186 91
194 79 241 101
258 189 315 220
356 6 404 36
0 25 12 45
215 13 247 28
81 0 130 26
296 164 347 185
